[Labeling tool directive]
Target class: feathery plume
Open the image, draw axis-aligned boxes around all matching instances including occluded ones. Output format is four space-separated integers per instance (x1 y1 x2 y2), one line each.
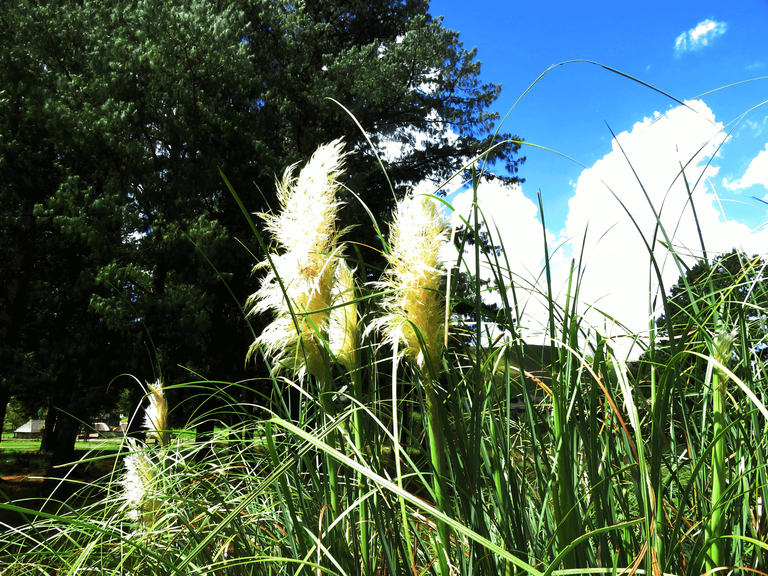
144 380 168 447
371 193 449 383
246 138 350 380
329 258 361 375
120 438 160 525
713 327 735 380
372 192 452 557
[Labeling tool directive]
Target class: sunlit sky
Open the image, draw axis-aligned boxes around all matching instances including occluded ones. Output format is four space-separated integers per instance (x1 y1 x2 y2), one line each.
423 0 768 357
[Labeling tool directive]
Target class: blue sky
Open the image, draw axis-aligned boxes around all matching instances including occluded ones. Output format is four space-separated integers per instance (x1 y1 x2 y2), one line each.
425 0 768 356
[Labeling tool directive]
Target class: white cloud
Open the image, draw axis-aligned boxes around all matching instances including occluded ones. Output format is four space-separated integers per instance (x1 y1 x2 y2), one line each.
559 100 768 357
449 177 552 275
675 19 727 54
419 101 768 359
728 115 768 139
444 177 564 344
723 143 768 191
744 116 768 137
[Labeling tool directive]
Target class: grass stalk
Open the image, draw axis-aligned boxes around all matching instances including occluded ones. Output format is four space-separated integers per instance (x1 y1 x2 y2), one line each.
348 354 370 569
424 377 451 575
391 339 417 573
705 324 733 571
5 69 768 575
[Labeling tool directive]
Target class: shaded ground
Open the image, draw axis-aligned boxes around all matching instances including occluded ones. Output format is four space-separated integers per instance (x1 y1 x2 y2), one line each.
0 450 121 527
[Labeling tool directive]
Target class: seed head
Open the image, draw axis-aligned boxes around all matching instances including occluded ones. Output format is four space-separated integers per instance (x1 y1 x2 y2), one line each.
713 328 735 381
372 194 448 383
247 139 350 380
144 380 168 447
120 438 160 525
329 258 361 374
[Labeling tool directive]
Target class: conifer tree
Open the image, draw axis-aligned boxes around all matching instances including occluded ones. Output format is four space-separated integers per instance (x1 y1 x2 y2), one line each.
0 0 526 461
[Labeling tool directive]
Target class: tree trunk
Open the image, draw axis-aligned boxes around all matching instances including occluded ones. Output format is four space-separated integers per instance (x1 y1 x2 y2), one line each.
0 205 35 442
46 378 85 482
46 410 80 479
39 404 58 453
0 385 10 442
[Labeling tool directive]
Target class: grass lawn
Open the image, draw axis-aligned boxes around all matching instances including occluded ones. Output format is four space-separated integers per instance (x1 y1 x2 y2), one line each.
0 437 124 488
0 437 123 454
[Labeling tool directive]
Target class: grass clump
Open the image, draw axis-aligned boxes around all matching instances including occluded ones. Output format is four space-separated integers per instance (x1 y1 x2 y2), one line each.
1 68 767 576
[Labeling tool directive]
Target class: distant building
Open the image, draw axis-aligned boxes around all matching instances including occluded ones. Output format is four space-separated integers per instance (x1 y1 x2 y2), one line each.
80 421 126 440
13 419 45 439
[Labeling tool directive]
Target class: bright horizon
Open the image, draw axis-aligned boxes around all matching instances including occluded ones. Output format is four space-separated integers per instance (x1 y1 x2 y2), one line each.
421 0 768 358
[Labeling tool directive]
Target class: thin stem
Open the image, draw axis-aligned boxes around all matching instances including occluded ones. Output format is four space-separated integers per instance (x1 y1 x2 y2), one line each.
425 379 451 575
318 373 340 521
705 367 726 570
392 340 415 573
350 366 370 569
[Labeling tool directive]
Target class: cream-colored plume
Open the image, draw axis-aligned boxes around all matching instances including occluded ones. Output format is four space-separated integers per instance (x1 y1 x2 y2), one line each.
120 380 167 526
247 139 350 380
371 193 449 383
120 437 160 525
144 380 169 447
329 258 361 374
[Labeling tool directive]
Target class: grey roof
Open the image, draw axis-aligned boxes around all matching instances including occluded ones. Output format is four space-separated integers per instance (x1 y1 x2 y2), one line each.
14 419 45 433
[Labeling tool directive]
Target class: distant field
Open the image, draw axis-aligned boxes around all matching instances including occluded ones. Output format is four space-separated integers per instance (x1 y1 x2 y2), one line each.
0 437 123 454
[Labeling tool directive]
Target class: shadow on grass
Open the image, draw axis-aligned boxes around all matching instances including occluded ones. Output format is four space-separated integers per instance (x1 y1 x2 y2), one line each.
0 447 122 527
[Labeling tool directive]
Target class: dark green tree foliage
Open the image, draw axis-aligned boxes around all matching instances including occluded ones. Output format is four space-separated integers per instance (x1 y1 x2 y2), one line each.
1 1 259 461
449 221 504 325
0 0 52 438
0 2 144 468
639 250 768 387
0 0 524 463
243 0 525 258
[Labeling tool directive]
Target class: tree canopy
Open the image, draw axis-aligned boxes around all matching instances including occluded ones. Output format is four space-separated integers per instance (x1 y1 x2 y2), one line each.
638 250 768 387
0 0 526 462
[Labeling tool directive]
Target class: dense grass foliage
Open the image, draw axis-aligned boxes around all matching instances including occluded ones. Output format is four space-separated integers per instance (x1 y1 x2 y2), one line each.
1 117 766 576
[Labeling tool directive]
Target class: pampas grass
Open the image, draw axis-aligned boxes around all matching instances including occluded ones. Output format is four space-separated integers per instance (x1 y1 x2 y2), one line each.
372 193 448 384
371 192 452 573
120 380 168 527
329 258 361 376
144 380 169 447
246 138 355 521
705 324 736 570
120 438 160 526
246 138 349 382
3 67 768 576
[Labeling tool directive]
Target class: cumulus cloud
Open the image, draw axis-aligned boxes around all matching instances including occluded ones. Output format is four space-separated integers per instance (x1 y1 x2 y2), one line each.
422 100 768 359
449 177 556 271
674 19 727 54
560 100 768 357
723 143 768 191
444 176 561 340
